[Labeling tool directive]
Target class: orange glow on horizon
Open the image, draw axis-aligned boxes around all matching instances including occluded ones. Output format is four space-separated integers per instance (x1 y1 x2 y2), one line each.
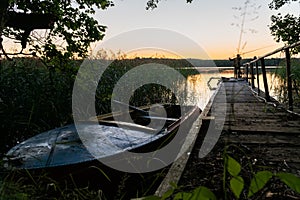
125 49 182 59
3 37 286 61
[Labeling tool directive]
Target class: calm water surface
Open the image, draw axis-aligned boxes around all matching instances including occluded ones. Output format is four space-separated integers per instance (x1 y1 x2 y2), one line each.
183 67 281 110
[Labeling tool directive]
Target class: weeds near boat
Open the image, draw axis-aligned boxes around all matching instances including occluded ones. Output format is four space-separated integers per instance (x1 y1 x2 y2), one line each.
143 144 300 200
0 56 198 199
0 169 105 200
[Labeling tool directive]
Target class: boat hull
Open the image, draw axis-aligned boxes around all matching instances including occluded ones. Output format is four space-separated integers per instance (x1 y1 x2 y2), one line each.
4 105 200 171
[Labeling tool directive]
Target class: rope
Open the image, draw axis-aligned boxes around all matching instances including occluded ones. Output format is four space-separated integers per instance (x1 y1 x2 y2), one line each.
248 83 300 117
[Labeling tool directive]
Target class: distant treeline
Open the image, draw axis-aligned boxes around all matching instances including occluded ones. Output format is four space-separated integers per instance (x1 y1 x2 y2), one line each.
86 57 284 67
119 57 286 67
186 58 284 67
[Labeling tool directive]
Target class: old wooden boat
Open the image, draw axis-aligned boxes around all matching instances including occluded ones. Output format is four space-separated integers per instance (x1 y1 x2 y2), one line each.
3 104 200 171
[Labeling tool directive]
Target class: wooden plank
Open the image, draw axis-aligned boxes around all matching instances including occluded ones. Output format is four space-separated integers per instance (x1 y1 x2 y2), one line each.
216 81 300 135
223 125 300 134
154 83 222 197
223 134 300 145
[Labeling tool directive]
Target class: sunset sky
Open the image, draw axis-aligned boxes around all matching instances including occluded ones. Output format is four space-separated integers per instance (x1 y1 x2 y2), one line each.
95 0 299 59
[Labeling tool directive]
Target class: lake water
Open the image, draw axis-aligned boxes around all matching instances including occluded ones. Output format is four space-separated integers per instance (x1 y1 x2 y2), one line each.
183 67 281 110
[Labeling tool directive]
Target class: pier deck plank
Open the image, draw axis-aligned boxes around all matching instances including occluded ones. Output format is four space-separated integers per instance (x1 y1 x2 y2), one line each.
156 80 300 198
210 81 300 132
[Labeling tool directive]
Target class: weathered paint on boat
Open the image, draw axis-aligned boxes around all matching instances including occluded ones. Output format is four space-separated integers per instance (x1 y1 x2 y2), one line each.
4 123 168 169
4 105 200 170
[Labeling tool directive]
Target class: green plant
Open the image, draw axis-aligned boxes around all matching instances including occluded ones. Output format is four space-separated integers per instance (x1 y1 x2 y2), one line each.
0 58 77 153
224 155 244 199
142 183 216 200
144 144 300 200
0 169 105 200
0 57 199 199
93 58 196 115
223 145 300 199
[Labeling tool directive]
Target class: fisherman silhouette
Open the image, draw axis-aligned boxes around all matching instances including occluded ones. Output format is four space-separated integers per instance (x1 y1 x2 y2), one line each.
229 54 242 79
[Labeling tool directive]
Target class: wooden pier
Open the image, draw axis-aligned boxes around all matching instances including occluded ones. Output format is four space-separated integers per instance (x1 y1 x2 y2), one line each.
215 80 300 134
211 80 300 162
154 42 300 198
155 79 300 198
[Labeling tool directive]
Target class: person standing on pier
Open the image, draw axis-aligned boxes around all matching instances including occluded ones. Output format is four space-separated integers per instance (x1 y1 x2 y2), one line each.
229 54 242 79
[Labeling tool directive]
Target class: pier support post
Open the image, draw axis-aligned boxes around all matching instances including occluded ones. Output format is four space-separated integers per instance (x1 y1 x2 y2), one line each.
285 48 293 111
250 63 255 89
260 58 270 101
245 64 249 83
255 60 260 94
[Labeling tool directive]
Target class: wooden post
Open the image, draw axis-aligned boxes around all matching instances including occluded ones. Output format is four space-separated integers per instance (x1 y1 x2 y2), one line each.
246 64 249 82
261 58 270 101
237 54 242 78
255 61 260 94
285 48 293 111
250 63 255 89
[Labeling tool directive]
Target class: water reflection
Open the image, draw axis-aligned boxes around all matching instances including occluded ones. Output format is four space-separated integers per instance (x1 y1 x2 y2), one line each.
183 68 233 110
184 67 281 110
253 73 281 100
185 73 219 110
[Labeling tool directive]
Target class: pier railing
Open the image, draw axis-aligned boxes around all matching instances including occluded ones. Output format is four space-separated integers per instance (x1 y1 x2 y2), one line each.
243 41 300 111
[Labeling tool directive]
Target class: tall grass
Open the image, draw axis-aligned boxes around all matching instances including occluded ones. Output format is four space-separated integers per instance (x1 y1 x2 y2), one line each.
0 58 77 154
273 58 300 110
0 169 105 200
0 56 198 199
0 57 197 152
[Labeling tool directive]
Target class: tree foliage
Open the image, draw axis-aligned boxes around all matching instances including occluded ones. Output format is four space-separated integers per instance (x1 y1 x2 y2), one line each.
146 0 193 10
270 14 300 44
269 0 300 53
269 0 299 10
0 0 114 59
0 0 194 59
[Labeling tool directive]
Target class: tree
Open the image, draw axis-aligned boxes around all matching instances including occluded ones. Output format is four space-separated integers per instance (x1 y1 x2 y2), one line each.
269 0 300 53
146 0 192 10
0 0 114 60
0 0 195 60
269 0 299 9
